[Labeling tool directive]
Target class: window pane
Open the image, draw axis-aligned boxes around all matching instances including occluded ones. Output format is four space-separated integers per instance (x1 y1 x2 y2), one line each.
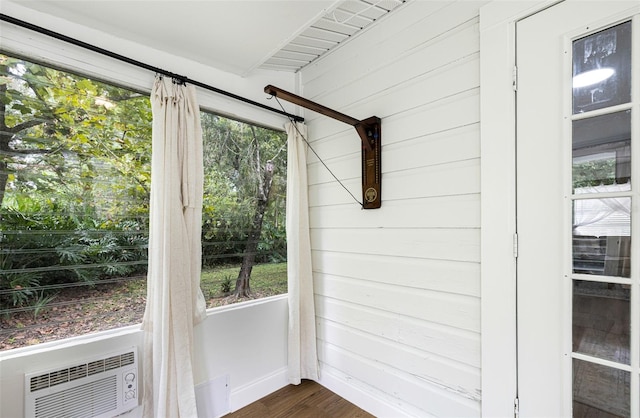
0 54 289 350
573 359 630 417
199 112 288 306
572 198 631 277
573 21 632 114
573 280 630 364
0 54 151 349
573 111 631 192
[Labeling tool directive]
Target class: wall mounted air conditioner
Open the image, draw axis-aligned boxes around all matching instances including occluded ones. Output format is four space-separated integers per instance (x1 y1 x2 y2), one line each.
25 347 139 418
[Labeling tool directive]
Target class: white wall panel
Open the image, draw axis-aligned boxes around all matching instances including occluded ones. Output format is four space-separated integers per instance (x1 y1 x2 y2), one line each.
315 274 479 331
315 298 480 366
311 251 480 296
316 321 480 399
318 344 481 417
383 123 480 170
378 90 479 152
307 122 480 186
310 228 480 262
379 158 480 201
301 0 484 415
303 57 480 146
305 21 479 122
309 193 480 229
308 158 480 207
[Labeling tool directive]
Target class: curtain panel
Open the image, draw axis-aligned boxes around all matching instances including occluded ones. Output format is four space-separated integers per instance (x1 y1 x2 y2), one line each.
286 122 319 384
142 76 207 418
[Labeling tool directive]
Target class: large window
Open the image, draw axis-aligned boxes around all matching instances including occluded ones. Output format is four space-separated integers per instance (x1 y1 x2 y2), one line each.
0 54 287 350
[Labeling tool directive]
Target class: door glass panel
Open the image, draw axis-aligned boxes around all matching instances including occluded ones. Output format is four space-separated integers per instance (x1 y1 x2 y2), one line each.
573 110 631 192
573 21 632 114
573 359 630 417
570 16 635 418
573 280 630 364
573 198 631 277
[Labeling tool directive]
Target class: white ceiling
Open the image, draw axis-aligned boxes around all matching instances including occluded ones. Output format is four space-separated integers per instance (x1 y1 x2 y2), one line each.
7 0 406 77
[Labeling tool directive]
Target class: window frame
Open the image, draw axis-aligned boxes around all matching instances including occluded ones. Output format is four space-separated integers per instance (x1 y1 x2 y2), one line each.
1 15 292 350
479 1 563 416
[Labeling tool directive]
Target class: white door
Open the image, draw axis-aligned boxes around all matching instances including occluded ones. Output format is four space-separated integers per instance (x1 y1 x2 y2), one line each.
517 1 639 416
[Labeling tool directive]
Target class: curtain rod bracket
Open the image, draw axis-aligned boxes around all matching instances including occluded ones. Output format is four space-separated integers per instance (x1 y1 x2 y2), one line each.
265 85 381 209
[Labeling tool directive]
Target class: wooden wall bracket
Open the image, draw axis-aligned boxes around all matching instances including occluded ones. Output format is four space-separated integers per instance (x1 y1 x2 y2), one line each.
265 85 381 209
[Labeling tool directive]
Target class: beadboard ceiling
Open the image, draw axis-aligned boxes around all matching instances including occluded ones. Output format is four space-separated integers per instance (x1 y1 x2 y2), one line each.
5 0 406 77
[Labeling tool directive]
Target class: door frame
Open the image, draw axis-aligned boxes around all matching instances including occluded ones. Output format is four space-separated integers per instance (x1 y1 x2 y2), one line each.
479 1 562 416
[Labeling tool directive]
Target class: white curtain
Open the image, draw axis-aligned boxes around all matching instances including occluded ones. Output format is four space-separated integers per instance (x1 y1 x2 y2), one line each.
573 183 631 236
142 76 207 418
286 122 319 384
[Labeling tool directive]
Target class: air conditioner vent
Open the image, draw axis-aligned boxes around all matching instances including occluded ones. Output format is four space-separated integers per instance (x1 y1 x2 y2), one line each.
69 364 87 382
105 355 120 371
28 351 135 392
30 375 50 392
49 369 69 387
26 348 138 418
121 351 135 366
88 359 105 376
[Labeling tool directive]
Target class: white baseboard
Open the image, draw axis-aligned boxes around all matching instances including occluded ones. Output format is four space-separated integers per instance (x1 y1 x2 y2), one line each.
318 367 412 418
229 367 289 412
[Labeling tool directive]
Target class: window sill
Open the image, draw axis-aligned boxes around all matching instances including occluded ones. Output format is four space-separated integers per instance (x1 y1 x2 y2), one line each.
0 293 289 360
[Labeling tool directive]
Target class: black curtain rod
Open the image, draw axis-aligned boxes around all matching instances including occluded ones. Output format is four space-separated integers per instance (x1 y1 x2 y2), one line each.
0 13 304 123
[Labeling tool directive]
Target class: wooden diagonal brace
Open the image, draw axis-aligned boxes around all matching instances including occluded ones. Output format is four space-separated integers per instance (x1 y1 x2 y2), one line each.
264 85 373 152
264 85 382 209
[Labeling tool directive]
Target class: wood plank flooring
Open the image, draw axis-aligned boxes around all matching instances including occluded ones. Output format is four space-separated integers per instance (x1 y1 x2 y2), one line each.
225 380 375 418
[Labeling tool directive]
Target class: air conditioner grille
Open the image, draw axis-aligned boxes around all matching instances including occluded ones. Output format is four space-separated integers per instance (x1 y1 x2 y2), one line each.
121 351 135 366
49 369 68 387
29 351 135 393
30 375 50 392
105 355 120 371
69 365 87 382
34 375 117 418
88 360 104 376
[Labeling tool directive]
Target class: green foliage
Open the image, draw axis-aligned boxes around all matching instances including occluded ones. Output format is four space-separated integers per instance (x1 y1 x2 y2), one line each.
1 54 151 310
0 267 41 308
1 53 287 313
1 54 152 215
200 113 287 267
257 215 287 263
0 202 148 308
573 159 618 189
32 291 57 319
220 275 233 295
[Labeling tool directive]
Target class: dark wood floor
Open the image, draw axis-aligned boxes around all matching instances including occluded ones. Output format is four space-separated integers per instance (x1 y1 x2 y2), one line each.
225 380 375 418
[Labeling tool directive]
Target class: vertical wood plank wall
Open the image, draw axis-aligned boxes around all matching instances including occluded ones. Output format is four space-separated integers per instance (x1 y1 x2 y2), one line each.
300 1 486 416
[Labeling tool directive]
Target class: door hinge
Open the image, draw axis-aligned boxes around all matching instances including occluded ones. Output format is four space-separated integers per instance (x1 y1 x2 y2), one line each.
513 65 518 92
514 397 520 418
513 233 519 258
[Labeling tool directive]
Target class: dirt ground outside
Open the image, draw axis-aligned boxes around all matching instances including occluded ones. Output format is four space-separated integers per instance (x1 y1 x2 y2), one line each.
0 263 287 350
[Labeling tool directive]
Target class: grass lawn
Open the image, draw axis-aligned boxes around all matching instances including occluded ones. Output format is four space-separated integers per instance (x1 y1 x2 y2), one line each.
201 262 288 306
123 261 288 305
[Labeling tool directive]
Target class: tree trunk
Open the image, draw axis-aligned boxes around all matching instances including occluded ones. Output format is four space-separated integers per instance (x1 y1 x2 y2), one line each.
234 160 275 297
233 199 267 297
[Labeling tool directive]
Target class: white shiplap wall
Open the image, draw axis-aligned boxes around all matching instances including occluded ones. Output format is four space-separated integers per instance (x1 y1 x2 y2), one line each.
300 1 486 416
